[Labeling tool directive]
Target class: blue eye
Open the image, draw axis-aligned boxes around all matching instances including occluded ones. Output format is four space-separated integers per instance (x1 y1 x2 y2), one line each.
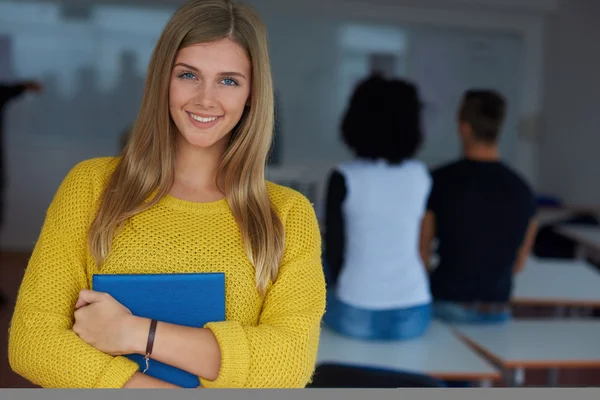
221 78 239 86
178 71 196 80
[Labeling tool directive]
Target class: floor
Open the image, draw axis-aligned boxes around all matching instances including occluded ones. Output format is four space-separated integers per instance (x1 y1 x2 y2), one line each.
0 251 598 388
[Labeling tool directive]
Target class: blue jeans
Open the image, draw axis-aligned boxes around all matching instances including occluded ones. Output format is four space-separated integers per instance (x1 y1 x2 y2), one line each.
323 291 432 341
433 300 511 324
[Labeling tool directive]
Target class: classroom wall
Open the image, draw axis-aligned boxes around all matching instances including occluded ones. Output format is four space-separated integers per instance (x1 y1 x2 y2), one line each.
0 2 170 250
538 0 600 204
0 0 574 250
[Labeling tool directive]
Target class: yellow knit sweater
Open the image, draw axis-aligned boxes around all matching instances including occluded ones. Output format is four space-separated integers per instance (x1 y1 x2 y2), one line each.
8 157 326 388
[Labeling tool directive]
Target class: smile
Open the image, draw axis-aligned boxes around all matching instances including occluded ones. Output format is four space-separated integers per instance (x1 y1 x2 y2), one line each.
188 112 220 123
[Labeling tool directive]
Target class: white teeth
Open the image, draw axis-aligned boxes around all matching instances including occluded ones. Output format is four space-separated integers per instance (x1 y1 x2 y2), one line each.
190 113 218 123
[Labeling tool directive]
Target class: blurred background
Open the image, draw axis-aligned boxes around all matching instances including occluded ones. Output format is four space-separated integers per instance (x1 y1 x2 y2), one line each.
0 0 581 246
1 0 600 389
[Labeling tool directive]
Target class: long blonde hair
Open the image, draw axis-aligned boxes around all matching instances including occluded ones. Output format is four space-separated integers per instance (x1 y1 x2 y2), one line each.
89 0 285 294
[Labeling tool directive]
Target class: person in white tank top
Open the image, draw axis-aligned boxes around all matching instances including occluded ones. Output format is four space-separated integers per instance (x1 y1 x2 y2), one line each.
323 74 432 341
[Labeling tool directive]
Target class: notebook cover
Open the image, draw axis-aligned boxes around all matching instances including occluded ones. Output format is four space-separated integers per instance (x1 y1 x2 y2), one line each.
92 273 225 388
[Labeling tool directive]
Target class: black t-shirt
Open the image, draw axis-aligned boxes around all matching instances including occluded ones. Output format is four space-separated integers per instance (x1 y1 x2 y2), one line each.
0 84 26 189
427 158 536 303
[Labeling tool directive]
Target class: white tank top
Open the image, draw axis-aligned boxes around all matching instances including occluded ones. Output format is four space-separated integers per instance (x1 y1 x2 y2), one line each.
335 159 432 310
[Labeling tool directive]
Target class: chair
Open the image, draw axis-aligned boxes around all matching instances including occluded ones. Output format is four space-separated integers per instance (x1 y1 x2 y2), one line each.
533 213 600 259
307 363 446 388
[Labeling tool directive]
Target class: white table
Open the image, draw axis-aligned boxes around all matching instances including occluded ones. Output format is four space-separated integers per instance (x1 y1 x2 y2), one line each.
537 209 578 227
537 206 600 227
513 257 600 308
317 320 500 385
555 225 600 259
453 319 600 386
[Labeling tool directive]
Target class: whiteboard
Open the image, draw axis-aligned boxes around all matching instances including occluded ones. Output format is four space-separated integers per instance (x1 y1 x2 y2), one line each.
406 27 523 169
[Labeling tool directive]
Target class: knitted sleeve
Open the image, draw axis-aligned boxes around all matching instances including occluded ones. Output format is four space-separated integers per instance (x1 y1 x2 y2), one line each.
8 160 140 388
201 194 327 388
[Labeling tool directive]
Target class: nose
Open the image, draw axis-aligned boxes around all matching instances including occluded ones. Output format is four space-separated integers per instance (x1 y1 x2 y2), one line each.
194 82 217 109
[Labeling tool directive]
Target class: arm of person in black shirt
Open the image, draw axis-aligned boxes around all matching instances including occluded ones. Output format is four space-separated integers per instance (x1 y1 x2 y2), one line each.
0 84 26 109
0 81 43 109
419 211 436 273
324 170 346 287
513 197 539 274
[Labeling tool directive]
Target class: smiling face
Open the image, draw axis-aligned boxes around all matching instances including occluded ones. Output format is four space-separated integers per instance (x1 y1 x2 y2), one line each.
169 38 252 153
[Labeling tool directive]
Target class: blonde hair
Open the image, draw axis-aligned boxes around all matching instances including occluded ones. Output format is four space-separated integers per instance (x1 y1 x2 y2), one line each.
89 0 285 294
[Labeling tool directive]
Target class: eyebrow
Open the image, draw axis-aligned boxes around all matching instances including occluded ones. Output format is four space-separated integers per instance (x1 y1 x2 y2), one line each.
174 62 247 79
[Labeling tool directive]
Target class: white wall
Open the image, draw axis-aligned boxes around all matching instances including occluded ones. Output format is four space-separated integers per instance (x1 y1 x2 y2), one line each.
538 0 600 204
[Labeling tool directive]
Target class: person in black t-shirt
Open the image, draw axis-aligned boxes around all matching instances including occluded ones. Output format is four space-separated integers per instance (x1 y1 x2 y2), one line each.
0 81 43 227
419 89 538 324
0 80 43 307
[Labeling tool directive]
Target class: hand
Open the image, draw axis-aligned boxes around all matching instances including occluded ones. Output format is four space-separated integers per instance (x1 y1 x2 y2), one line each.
23 81 44 93
73 290 144 356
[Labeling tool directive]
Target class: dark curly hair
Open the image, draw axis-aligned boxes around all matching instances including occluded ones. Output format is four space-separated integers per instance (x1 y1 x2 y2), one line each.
341 75 423 164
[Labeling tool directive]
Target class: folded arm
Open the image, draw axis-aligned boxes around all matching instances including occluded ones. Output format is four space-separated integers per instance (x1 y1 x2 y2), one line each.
8 161 144 388
124 195 327 388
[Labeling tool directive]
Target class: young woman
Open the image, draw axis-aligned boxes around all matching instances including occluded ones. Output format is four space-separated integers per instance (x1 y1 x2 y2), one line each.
8 0 326 389
323 75 432 341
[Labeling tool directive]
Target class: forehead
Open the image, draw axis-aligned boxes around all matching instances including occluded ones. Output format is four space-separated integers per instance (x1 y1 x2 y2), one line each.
174 38 251 73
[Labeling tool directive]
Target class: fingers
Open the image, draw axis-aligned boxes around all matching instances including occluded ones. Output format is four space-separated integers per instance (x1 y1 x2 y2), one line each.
75 290 110 309
72 319 82 335
74 297 89 309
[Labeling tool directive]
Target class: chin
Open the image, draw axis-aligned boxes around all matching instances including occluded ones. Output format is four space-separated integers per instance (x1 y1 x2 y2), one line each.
183 137 220 149
179 131 229 150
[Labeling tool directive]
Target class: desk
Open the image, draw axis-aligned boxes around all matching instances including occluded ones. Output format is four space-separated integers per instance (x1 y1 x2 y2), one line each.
537 209 578 226
453 319 600 386
555 225 600 260
513 257 600 308
537 206 600 227
317 320 500 385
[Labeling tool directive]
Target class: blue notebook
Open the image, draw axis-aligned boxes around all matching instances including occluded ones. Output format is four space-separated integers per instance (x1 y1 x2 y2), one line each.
92 272 225 388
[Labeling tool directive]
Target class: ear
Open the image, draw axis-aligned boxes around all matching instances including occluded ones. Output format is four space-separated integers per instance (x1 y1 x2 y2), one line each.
458 121 471 139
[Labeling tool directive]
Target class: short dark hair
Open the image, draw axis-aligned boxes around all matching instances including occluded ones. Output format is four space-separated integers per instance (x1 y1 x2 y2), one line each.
341 75 423 164
459 89 507 143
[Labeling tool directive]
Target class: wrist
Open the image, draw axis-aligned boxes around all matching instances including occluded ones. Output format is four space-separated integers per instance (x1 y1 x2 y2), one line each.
126 315 152 355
